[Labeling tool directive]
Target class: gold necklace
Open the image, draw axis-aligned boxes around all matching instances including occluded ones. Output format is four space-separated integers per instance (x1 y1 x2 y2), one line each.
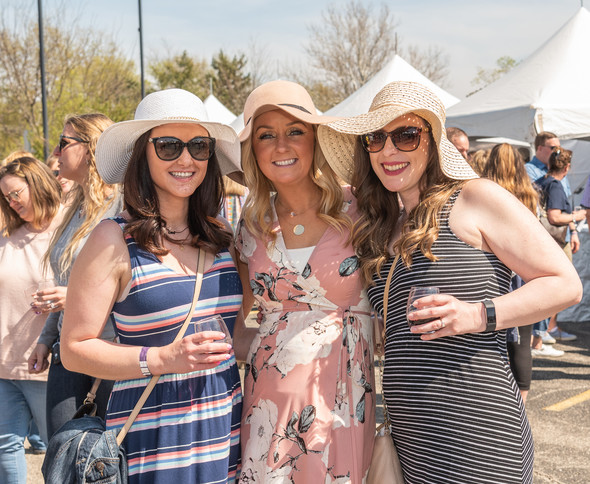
276 195 321 236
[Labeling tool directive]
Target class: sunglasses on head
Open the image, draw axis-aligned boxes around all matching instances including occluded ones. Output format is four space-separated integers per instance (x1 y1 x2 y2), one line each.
148 136 216 162
57 134 88 155
3 185 27 203
361 126 429 153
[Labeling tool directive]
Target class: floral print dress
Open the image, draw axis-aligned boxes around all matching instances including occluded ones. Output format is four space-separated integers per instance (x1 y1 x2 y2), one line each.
236 188 375 483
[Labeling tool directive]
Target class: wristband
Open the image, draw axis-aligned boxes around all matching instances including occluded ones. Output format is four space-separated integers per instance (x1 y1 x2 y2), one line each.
139 346 152 377
482 299 496 332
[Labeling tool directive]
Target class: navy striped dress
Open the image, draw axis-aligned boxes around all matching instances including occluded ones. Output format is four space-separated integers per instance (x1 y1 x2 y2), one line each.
368 191 534 484
105 218 243 483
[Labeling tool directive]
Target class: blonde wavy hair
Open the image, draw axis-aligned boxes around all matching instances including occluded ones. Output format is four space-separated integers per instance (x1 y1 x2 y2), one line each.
482 143 538 214
241 125 351 243
351 123 466 285
44 113 117 278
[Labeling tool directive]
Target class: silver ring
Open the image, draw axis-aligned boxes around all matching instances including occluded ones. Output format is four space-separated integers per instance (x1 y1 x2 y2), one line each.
49 302 56 309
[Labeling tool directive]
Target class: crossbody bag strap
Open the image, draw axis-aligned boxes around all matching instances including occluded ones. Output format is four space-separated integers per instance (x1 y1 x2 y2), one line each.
116 247 206 446
377 253 400 430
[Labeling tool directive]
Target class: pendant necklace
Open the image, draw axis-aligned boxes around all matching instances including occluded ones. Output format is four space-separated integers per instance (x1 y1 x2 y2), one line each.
277 197 320 236
164 225 189 235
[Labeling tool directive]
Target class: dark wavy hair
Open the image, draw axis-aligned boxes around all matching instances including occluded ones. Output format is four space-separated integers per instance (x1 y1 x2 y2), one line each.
122 131 232 255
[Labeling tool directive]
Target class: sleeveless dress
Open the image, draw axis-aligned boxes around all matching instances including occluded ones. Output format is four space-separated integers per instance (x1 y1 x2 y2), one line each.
105 218 243 484
236 187 376 483
367 191 534 484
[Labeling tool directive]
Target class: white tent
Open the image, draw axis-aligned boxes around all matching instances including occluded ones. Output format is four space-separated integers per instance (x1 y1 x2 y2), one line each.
325 55 460 116
203 94 236 125
446 7 590 142
230 113 244 135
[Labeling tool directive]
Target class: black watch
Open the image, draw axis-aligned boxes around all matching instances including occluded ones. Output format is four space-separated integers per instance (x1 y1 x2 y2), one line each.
482 299 496 332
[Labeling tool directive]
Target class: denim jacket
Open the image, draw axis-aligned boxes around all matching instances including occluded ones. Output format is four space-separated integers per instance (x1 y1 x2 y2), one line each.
42 415 127 483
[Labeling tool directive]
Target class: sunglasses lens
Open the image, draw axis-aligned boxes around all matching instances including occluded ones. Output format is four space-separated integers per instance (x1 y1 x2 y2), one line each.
363 132 388 152
187 138 213 161
153 138 183 161
393 127 422 151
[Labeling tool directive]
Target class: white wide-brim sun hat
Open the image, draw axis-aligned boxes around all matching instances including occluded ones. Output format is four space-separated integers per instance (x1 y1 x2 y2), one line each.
317 81 478 185
96 88 242 184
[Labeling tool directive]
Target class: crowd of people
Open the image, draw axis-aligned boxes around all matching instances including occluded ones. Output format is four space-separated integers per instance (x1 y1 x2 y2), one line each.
0 79 585 484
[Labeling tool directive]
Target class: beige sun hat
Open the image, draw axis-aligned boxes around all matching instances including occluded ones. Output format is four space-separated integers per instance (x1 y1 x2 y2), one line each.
96 88 241 184
239 80 338 142
317 81 478 185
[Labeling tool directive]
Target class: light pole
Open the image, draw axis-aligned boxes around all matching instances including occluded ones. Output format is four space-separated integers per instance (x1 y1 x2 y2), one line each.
37 0 49 159
138 0 145 99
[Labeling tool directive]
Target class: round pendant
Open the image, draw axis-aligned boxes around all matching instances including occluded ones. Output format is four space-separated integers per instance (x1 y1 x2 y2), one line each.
293 224 305 236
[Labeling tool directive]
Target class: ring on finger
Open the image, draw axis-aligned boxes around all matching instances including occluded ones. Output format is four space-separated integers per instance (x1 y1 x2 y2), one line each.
440 319 446 329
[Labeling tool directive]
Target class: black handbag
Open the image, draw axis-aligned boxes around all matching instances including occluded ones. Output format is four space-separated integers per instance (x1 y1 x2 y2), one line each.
42 249 205 483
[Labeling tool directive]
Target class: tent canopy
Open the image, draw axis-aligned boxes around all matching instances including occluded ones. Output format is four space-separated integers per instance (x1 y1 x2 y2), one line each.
325 55 460 116
203 94 236 125
447 8 590 141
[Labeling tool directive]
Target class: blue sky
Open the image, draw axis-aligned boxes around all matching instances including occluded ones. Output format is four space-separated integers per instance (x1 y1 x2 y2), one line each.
37 0 583 99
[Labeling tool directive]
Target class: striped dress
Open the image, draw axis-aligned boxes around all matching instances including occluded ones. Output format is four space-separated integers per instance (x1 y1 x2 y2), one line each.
368 191 534 484
105 218 243 483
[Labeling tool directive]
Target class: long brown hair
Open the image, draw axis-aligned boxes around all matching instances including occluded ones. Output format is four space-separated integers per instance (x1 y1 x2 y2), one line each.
352 122 465 285
122 131 232 255
0 157 61 236
482 143 538 214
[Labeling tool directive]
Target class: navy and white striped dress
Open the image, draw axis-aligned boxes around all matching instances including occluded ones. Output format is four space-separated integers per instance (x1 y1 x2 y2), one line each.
105 218 243 483
368 191 533 484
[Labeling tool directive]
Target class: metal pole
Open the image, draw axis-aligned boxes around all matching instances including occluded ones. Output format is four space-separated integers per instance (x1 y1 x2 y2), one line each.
37 0 49 160
138 0 145 99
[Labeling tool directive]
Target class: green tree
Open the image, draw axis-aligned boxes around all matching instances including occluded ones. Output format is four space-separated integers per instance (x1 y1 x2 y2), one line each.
148 51 211 99
210 50 251 115
0 6 139 159
470 56 519 93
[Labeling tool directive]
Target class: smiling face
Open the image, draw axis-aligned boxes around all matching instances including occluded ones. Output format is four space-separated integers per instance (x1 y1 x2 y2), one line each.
146 123 210 205
368 113 432 210
251 109 316 190
0 174 33 223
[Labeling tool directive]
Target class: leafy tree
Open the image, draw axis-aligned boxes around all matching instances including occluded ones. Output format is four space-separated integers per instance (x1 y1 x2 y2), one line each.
470 56 519 93
210 50 251 115
0 4 139 159
148 51 211 99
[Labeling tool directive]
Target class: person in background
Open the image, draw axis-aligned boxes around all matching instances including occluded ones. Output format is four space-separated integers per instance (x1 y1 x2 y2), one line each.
580 175 590 224
235 80 375 482
220 175 248 232
318 81 582 483
46 153 75 202
61 88 244 483
467 148 489 175
0 157 64 484
27 113 123 438
532 147 586 356
482 143 538 401
447 126 470 160
525 132 578 346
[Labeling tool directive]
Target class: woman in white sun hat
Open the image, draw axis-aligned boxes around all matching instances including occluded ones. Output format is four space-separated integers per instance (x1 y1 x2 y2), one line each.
234 80 376 482
318 81 582 483
60 89 246 483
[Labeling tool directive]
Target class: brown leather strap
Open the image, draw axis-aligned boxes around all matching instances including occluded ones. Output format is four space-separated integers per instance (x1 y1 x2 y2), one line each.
115 248 206 446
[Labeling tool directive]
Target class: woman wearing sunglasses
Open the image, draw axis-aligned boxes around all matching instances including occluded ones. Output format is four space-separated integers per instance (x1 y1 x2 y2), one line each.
234 81 375 482
60 89 245 483
27 113 123 439
0 156 64 483
318 81 582 483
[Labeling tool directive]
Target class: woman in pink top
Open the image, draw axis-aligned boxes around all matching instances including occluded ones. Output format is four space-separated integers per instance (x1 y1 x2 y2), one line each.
0 156 64 483
234 81 375 482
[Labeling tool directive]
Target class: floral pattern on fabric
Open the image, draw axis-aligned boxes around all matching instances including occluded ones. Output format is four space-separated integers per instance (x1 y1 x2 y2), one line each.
236 187 375 483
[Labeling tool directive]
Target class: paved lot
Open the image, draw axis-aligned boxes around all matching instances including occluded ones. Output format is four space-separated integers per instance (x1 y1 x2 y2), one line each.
26 321 589 483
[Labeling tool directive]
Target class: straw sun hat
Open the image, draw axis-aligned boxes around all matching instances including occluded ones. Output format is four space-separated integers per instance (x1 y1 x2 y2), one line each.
239 80 337 142
96 88 241 184
317 81 478 185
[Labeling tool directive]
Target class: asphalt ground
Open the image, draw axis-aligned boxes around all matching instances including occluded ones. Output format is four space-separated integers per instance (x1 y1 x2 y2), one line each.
26 320 589 483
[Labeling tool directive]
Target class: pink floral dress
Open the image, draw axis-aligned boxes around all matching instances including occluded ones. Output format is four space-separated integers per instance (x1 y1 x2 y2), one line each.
236 187 375 483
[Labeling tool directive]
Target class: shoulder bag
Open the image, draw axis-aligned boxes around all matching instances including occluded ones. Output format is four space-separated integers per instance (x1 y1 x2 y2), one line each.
367 254 405 484
42 249 206 484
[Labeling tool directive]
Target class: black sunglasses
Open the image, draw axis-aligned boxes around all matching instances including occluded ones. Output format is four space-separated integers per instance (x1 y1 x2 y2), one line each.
57 135 88 154
361 126 429 153
148 136 216 161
